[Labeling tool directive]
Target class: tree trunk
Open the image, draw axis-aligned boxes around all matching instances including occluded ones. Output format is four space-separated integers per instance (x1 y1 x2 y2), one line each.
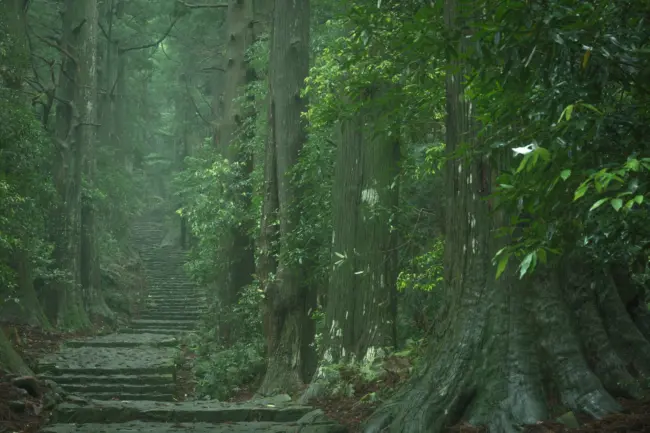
363 1 650 432
214 0 256 343
257 0 311 396
302 94 399 404
50 0 94 330
77 0 114 325
325 100 399 365
1 247 52 329
0 328 31 375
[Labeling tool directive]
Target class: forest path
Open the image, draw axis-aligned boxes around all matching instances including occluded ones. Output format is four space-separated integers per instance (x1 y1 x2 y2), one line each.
36 214 344 433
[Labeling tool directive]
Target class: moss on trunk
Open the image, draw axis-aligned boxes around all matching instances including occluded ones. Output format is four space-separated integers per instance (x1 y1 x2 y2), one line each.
0 328 31 375
257 0 311 396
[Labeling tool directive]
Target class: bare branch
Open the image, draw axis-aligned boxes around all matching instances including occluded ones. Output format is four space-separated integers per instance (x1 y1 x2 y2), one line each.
31 31 76 63
119 17 180 54
98 22 111 41
176 0 228 9
184 81 212 127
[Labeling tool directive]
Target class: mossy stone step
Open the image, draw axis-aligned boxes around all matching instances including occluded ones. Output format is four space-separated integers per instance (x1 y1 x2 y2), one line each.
62 382 175 394
52 400 315 424
37 346 177 375
41 421 346 433
143 302 206 314
144 296 206 302
120 328 187 335
130 319 198 330
75 392 176 402
38 373 174 385
144 300 206 306
65 333 178 348
139 312 199 321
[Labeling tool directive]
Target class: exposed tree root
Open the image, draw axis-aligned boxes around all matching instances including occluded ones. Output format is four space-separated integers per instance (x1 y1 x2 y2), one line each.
363 262 649 433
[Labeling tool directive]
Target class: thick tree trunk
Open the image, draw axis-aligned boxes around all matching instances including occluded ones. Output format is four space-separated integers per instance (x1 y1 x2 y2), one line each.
326 102 399 363
0 328 31 375
55 0 97 329
257 0 311 396
301 96 400 402
1 247 52 329
78 0 114 325
215 0 256 343
363 1 649 432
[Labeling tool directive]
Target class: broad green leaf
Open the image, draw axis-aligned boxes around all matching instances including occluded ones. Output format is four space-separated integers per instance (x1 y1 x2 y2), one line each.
611 198 623 211
536 147 551 162
519 252 535 279
589 198 608 211
574 183 589 201
560 169 571 181
582 49 591 69
626 158 640 171
496 253 509 279
634 195 644 204
580 103 602 115
565 104 574 121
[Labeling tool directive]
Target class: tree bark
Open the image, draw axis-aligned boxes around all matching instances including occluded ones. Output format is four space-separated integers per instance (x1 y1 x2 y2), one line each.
362 1 650 432
0 328 31 375
257 0 312 396
51 0 99 330
78 0 114 324
215 0 256 343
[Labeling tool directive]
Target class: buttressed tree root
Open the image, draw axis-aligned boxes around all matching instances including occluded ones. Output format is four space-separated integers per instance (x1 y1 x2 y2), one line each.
364 260 650 433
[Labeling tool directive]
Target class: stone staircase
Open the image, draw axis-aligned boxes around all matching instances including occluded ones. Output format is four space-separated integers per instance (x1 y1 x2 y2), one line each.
37 213 345 433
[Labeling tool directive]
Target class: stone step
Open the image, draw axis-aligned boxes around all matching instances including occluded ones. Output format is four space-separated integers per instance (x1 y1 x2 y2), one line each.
145 291 205 297
39 373 174 385
143 302 206 309
73 392 176 402
130 319 198 331
145 293 200 298
146 286 195 291
51 400 315 424
62 382 175 394
120 328 189 336
139 312 201 321
41 421 345 433
37 347 177 376
64 333 178 348
145 294 207 305
140 308 205 316
141 304 204 311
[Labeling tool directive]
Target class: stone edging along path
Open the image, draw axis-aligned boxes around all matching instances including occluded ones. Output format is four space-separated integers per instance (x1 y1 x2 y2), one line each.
35 216 345 433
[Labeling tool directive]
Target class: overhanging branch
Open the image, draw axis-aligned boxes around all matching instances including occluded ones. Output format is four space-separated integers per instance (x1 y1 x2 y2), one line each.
176 0 228 9
119 17 180 54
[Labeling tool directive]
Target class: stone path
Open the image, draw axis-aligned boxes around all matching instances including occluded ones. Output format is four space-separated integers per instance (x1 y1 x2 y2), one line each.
37 215 344 433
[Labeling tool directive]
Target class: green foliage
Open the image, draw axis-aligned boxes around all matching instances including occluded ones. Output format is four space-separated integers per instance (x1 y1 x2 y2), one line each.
453 0 650 277
175 147 250 283
0 89 56 298
396 240 444 338
188 283 266 400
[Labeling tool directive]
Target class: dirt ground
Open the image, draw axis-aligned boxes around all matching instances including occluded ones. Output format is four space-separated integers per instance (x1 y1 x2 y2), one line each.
0 324 93 433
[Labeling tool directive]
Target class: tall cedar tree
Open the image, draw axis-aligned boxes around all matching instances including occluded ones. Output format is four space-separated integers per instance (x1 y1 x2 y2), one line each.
257 0 312 395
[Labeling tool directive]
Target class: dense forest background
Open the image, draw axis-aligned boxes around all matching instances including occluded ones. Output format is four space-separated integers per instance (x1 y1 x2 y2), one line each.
1 0 650 432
